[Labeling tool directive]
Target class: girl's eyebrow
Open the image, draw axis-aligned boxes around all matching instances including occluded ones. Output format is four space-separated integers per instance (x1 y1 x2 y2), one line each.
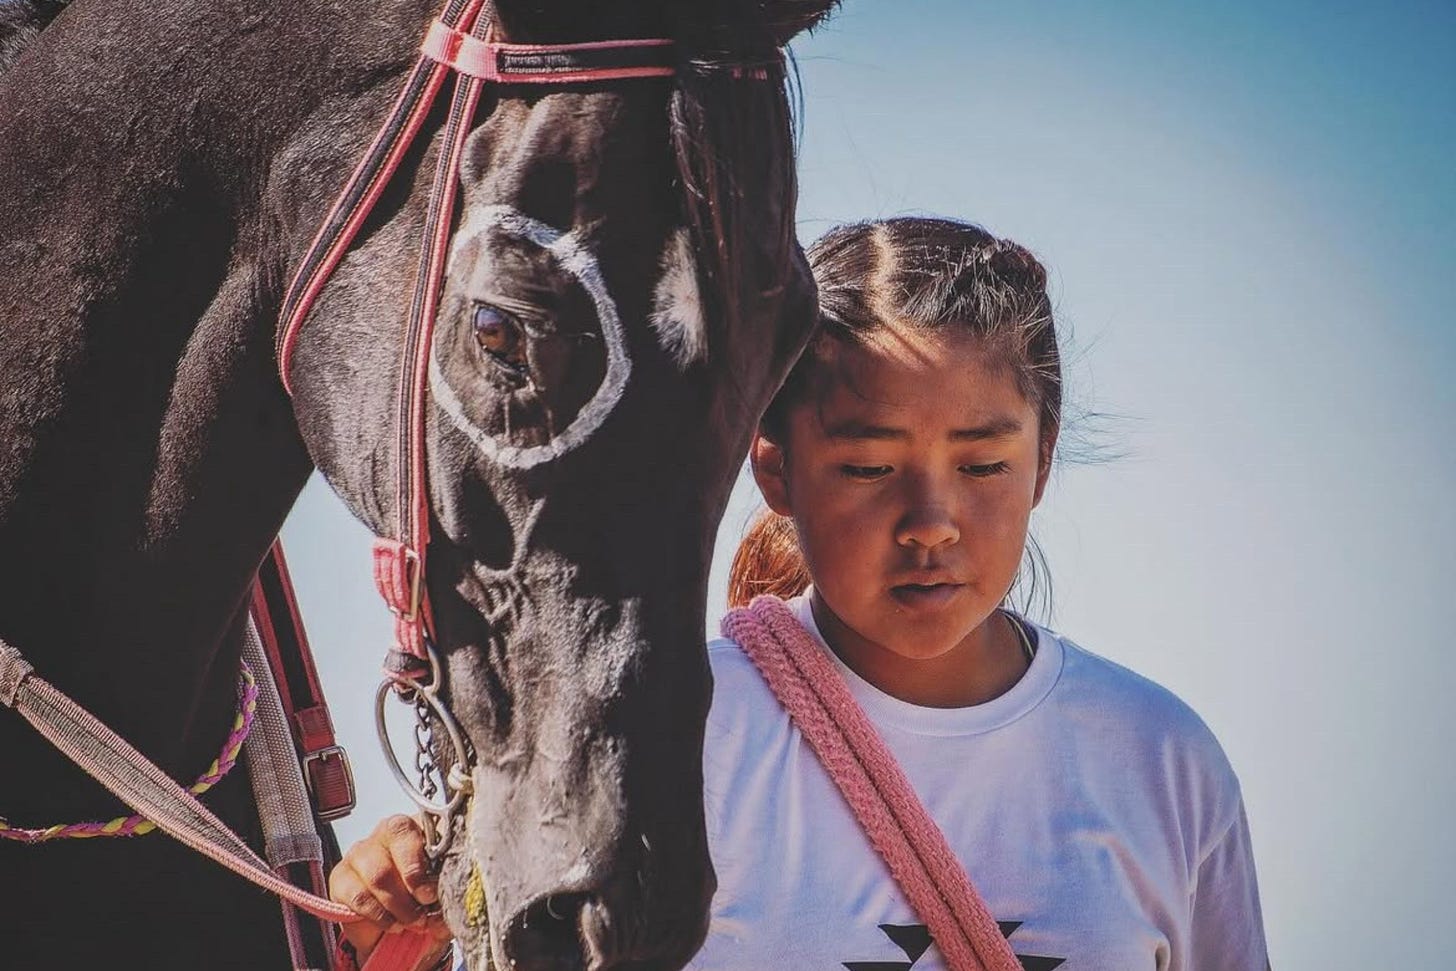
949 416 1024 441
823 420 909 441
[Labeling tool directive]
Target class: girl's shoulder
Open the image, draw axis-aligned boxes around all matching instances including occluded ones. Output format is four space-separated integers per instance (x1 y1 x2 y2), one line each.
1041 626 1246 827
705 635 784 725
1048 629 1229 750
707 634 759 671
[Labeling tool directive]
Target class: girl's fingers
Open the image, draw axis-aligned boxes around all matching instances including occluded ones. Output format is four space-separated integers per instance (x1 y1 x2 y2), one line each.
343 833 425 927
376 814 440 909
330 859 388 955
330 815 453 961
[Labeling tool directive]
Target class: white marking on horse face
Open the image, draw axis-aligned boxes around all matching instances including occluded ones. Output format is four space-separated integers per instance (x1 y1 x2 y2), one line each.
649 228 706 368
432 205 631 470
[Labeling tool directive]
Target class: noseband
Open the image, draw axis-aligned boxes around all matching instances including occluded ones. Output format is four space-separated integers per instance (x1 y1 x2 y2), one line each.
275 0 677 860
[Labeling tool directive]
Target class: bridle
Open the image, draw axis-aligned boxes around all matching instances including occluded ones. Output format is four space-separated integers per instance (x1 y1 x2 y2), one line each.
275 0 679 861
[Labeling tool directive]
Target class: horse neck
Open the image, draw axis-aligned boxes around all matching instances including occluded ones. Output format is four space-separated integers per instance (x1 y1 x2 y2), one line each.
0 0 430 810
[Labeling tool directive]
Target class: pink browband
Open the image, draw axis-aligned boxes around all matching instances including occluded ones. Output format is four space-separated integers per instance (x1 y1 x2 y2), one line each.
421 22 676 83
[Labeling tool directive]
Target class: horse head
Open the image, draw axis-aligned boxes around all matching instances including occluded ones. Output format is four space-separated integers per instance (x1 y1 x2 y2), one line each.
284 2 836 966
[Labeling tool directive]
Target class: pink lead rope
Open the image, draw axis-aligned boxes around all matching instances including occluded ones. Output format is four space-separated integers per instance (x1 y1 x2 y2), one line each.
722 597 1024 971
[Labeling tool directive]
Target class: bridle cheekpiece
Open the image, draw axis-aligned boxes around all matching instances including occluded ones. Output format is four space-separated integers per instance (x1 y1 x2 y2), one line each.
275 0 678 861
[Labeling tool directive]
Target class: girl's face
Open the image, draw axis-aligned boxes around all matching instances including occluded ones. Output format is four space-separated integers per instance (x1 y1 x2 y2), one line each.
753 322 1052 670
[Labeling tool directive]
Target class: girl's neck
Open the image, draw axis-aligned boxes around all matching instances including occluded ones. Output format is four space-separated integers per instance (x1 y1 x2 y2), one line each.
809 593 1030 709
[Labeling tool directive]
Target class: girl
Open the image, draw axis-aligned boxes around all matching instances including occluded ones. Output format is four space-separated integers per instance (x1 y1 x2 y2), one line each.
333 217 1269 970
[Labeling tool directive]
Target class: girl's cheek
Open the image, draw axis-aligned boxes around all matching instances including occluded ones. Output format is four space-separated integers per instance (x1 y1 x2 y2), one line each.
823 488 882 530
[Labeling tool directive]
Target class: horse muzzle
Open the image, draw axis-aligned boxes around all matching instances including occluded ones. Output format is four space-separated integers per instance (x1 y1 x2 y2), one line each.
445 756 714 971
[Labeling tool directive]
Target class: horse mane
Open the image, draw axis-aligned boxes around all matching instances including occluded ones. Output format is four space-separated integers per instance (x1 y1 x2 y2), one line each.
667 7 806 356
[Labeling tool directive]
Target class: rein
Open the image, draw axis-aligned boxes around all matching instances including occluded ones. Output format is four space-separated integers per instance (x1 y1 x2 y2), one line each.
0 638 359 925
275 0 679 863
0 660 258 843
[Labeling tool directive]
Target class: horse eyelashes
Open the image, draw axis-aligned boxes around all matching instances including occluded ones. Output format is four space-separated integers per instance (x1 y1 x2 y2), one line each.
473 303 528 371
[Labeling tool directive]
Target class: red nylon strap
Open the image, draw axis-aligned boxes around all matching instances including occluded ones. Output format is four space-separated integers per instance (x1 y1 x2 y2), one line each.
356 931 448 971
252 542 357 821
276 64 451 393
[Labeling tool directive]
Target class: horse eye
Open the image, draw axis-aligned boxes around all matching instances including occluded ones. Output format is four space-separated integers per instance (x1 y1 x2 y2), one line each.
473 304 525 367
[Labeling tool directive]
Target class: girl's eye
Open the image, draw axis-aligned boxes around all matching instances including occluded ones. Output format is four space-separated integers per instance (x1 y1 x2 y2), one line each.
842 464 892 481
960 461 1010 478
473 304 526 369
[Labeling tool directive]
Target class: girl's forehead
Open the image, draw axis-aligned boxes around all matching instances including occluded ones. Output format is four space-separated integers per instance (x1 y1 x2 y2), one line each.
804 331 1035 430
841 326 1014 391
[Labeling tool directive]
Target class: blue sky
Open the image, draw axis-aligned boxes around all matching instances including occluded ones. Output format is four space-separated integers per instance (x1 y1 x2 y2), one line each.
284 3 1455 966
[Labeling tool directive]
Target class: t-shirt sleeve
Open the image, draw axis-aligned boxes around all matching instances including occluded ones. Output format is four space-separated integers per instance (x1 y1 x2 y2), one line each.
1189 800 1269 970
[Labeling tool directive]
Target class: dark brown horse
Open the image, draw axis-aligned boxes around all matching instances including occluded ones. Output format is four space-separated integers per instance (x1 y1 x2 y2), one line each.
0 0 833 967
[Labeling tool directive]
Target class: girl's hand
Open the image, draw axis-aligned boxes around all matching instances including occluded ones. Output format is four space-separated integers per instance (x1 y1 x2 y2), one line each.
330 814 454 961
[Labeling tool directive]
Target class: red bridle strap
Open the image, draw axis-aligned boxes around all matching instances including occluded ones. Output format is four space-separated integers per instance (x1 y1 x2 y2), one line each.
276 0 491 393
384 16 492 664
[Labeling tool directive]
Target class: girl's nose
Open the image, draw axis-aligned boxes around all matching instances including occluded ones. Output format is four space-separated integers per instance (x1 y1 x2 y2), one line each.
894 506 960 550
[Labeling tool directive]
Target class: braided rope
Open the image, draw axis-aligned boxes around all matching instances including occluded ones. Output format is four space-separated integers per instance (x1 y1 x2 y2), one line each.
0 660 259 843
723 597 1024 971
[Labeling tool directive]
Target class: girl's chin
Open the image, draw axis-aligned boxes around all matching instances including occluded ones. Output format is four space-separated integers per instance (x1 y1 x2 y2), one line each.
869 610 992 656
861 621 980 663
879 641 972 664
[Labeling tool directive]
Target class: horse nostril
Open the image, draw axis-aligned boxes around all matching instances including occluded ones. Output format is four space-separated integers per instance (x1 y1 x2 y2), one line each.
502 891 600 969
497 883 706 971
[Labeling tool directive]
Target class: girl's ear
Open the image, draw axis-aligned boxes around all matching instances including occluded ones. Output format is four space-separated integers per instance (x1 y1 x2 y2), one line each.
1032 423 1058 507
750 431 793 516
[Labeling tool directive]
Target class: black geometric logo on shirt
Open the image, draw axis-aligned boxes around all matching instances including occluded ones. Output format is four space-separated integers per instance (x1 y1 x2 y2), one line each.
842 922 1066 971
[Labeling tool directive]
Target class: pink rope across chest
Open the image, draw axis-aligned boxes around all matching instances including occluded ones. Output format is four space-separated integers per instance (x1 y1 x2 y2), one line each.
722 597 1024 971
0 660 259 843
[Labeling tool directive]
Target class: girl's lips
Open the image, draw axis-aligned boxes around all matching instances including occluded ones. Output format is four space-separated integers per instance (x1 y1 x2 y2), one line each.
889 582 964 610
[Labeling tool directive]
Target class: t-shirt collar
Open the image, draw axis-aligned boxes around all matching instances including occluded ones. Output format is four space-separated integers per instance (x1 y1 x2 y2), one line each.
785 592 1064 737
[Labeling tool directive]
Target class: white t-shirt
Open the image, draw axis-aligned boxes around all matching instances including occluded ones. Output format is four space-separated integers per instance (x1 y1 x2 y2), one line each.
688 596 1268 971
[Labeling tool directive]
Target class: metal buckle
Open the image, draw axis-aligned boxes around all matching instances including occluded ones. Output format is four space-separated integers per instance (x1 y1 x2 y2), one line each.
302 745 357 822
394 546 425 623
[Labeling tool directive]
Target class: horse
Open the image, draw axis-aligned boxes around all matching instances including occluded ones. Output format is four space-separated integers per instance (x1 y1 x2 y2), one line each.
0 0 834 967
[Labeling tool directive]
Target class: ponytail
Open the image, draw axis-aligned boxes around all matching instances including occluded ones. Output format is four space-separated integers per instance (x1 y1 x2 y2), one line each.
727 509 811 608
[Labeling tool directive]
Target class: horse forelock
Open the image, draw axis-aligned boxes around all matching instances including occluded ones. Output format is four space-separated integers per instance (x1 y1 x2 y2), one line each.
667 9 800 356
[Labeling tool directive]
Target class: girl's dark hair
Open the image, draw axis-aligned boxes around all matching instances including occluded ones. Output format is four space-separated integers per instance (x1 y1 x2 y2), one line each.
735 216 1062 617
763 217 1061 443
